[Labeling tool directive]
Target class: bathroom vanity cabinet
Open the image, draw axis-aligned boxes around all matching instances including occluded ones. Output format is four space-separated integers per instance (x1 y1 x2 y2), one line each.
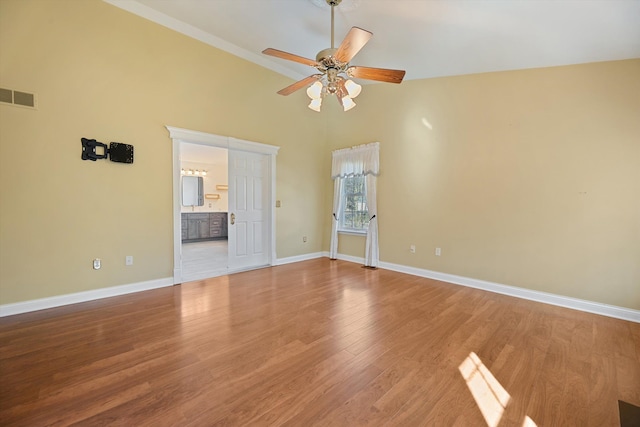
181 212 228 242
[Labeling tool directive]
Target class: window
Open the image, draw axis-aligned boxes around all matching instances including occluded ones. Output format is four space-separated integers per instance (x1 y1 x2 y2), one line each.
330 142 379 265
339 175 368 232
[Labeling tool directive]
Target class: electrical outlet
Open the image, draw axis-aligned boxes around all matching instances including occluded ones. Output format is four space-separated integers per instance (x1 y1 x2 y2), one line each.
126 255 133 266
93 258 101 270
435 247 442 256
303 236 307 243
276 200 281 207
410 245 416 253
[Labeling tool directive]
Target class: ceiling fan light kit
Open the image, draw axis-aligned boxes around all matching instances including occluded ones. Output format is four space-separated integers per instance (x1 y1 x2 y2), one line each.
263 0 405 112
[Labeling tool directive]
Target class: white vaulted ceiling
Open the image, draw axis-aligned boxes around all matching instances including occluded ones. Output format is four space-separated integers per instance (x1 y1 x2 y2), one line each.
106 0 640 82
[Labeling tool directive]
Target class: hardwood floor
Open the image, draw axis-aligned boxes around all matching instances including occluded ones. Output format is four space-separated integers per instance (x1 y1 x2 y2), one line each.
1 258 638 426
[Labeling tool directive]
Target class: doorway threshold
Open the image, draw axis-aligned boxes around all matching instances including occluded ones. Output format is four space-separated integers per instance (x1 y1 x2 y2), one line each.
179 264 272 284
227 264 271 275
180 267 229 283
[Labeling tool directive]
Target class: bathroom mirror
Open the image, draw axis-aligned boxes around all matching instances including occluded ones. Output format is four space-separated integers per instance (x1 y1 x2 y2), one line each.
182 176 203 206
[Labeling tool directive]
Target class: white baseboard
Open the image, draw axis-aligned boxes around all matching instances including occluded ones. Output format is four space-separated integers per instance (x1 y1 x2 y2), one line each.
321 251 365 265
275 252 324 266
321 252 640 323
1 253 323 317
4 255 638 323
0 277 174 317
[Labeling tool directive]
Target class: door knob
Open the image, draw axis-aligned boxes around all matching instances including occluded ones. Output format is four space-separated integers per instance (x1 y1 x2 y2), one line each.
230 213 235 225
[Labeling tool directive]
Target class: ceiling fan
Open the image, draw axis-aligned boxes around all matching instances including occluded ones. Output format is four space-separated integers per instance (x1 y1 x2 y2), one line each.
262 0 406 112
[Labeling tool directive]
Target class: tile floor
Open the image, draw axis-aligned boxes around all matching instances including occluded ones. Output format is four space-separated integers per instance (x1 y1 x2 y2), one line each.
181 240 228 283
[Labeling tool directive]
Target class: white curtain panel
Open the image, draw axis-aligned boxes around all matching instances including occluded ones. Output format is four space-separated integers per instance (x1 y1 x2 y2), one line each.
330 142 380 266
364 172 379 267
329 177 343 259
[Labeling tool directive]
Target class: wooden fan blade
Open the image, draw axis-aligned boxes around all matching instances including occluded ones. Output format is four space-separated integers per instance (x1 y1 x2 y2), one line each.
262 48 318 67
334 27 373 63
347 66 406 84
276 74 322 96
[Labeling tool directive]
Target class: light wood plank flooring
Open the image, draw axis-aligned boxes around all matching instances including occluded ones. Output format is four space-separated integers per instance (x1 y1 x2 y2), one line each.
1 258 638 426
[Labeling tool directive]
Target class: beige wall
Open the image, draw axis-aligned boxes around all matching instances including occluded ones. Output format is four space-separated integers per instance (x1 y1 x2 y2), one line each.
325 60 640 310
2 0 638 312
0 0 327 304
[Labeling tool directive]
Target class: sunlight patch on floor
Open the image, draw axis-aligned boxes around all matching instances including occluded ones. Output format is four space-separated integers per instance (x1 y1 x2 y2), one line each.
459 352 539 427
459 351 511 427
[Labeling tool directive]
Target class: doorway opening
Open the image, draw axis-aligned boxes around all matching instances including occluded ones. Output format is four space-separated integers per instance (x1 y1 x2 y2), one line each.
167 126 279 285
180 143 229 282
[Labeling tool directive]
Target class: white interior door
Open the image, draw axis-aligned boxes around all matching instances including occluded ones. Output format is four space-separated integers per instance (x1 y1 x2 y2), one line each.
228 150 269 270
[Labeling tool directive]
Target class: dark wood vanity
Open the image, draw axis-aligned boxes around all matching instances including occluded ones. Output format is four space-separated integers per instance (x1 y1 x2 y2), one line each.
181 212 228 242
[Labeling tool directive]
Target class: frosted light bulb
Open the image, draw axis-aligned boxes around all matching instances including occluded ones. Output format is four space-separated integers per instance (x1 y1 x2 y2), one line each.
308 98 322 112
344 80 362 98
306 81 323 99
342 96 356 111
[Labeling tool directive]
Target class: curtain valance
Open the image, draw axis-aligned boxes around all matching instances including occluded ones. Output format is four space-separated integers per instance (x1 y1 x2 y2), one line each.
331 142 380 179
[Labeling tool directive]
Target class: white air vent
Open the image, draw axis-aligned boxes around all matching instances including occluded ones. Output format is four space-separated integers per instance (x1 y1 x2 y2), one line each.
0 87 37 109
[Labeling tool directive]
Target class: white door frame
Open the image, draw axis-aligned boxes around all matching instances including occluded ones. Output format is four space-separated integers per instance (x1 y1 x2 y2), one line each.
167 126 279 284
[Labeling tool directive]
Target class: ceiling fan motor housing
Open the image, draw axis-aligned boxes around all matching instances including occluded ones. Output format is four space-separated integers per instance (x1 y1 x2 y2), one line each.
316 48 338 63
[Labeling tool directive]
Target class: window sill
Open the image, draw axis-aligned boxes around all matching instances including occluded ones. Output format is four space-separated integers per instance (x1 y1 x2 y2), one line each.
338 229 367 236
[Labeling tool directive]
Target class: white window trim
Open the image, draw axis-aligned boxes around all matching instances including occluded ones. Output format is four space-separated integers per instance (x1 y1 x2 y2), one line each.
337 175 369 234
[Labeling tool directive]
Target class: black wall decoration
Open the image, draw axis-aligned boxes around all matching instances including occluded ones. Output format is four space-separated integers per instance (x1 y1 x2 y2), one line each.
81 138 134 163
